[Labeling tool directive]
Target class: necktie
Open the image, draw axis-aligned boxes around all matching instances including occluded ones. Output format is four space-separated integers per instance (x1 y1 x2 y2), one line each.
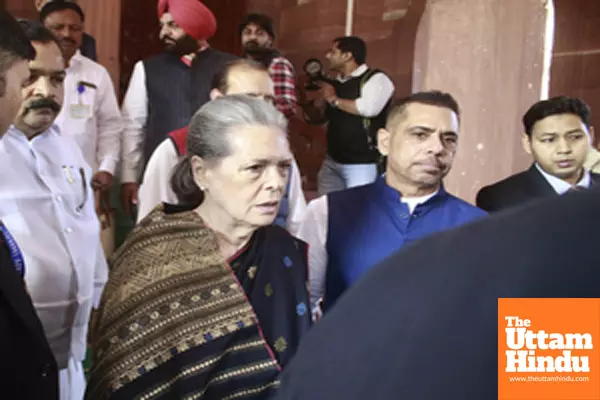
568 186 585 192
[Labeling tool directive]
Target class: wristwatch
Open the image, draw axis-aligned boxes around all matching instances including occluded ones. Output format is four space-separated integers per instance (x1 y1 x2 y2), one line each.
329 98 339 108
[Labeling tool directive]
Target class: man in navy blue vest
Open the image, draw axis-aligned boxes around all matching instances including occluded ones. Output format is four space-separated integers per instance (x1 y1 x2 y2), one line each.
274 180 600 400
119 0 237 218
302 36 395 195
298 91 486 318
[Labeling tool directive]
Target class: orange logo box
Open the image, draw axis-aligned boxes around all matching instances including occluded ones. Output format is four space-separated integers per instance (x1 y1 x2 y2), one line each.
498 298 600 400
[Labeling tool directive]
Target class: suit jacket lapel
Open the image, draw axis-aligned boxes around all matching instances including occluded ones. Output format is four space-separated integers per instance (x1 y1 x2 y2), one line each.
524 164 557 196
0 253 50 349
590 172 600 186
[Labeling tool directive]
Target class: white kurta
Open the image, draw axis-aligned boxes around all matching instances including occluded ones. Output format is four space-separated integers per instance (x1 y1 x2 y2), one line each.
0 125 108 399
54 51 123 174
136 137 308 236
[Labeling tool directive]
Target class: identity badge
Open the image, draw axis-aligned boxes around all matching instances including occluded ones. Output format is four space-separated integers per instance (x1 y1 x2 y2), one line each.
70 104 92 119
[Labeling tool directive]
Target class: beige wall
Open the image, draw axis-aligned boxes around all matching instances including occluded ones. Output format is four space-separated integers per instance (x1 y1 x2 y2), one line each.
413 0 550 203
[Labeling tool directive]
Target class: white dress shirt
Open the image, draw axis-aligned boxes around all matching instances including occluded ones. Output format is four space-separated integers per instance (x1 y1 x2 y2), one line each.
535 163 591 194
338 64 395 117
137 138 308 236
54 51 123 174
0 125 108 370
120 60 148 183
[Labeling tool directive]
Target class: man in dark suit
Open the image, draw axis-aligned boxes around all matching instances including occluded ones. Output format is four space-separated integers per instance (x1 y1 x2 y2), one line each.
477 96 599 212
0 10 59 399
273 185 600 400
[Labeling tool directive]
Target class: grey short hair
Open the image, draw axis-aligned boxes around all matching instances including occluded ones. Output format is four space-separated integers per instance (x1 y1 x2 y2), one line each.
171 95 288 205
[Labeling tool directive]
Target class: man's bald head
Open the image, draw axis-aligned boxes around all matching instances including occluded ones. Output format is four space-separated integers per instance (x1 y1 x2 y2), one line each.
210 59 275 103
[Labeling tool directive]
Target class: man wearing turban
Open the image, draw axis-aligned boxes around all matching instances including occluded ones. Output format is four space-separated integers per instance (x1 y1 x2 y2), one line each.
119 0 237 220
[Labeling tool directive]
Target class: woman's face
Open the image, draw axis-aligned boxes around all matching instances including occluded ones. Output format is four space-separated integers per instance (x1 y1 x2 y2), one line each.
194 123 293 229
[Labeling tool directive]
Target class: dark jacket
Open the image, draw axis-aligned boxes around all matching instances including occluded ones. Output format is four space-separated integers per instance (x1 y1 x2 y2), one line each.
274 186 600 400
0 235 58 399
476 164 600 212
80 32 97 61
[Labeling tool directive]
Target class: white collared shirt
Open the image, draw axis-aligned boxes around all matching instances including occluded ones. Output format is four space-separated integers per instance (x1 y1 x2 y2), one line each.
136 138 308 236
336 64 395 117
0 125 108 369
535 163 591 194
120 60 148 183
54 51 123 174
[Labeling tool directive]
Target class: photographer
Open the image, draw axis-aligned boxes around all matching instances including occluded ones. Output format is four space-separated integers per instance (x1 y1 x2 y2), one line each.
300 36 395 195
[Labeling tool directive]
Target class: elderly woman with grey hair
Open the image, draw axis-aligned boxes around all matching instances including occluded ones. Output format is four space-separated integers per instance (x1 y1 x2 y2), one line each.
86 95 311 400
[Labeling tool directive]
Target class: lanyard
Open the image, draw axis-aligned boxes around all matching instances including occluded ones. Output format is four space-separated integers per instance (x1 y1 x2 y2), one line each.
0 223 25 278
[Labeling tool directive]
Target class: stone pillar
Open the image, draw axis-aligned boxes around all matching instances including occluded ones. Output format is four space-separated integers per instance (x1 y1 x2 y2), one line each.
413 0 551 203
78 0 122 91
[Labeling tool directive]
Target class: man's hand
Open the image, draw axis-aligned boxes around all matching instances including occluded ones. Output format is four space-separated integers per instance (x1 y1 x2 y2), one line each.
91 171 114 192
120 182 139 217
320 82 337 103
94 190 113 230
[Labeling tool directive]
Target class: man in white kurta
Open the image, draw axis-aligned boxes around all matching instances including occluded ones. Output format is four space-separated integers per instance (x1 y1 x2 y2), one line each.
53 49 122 178
0 22 108 400
42 2 123 257
42 3 123 181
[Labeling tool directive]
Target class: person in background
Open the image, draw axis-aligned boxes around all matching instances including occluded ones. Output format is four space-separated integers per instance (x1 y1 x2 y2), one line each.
34 0 96 61
0 21 108 400
0 10 59 399
239 13 297 119
137 59 307 235
87 96 310 400
477 96 600 212
119 0 237 218
301 36 395 195
41 0 123 217
299 91 485 317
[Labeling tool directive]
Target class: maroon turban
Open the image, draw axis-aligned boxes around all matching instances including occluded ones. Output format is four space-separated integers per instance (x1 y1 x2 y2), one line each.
157 0 217 41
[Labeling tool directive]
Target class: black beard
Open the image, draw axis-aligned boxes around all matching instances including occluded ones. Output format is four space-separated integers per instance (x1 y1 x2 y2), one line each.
243 46 277 67
164 34 199 56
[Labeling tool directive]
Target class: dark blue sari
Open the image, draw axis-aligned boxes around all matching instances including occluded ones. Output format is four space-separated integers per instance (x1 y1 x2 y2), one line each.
229 224 311 369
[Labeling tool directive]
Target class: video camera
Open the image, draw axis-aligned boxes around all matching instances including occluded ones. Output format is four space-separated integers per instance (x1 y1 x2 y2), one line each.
303 58 336 91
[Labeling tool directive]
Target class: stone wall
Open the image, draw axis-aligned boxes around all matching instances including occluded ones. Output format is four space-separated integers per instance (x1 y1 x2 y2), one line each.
551 0 600 146
413 0 550 203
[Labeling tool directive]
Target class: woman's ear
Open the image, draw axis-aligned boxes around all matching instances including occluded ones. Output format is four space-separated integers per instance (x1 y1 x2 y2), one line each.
190 155 207 191
210 88 223 101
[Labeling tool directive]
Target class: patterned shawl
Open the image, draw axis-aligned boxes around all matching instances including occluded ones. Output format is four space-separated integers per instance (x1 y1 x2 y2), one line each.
85 207 282 400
